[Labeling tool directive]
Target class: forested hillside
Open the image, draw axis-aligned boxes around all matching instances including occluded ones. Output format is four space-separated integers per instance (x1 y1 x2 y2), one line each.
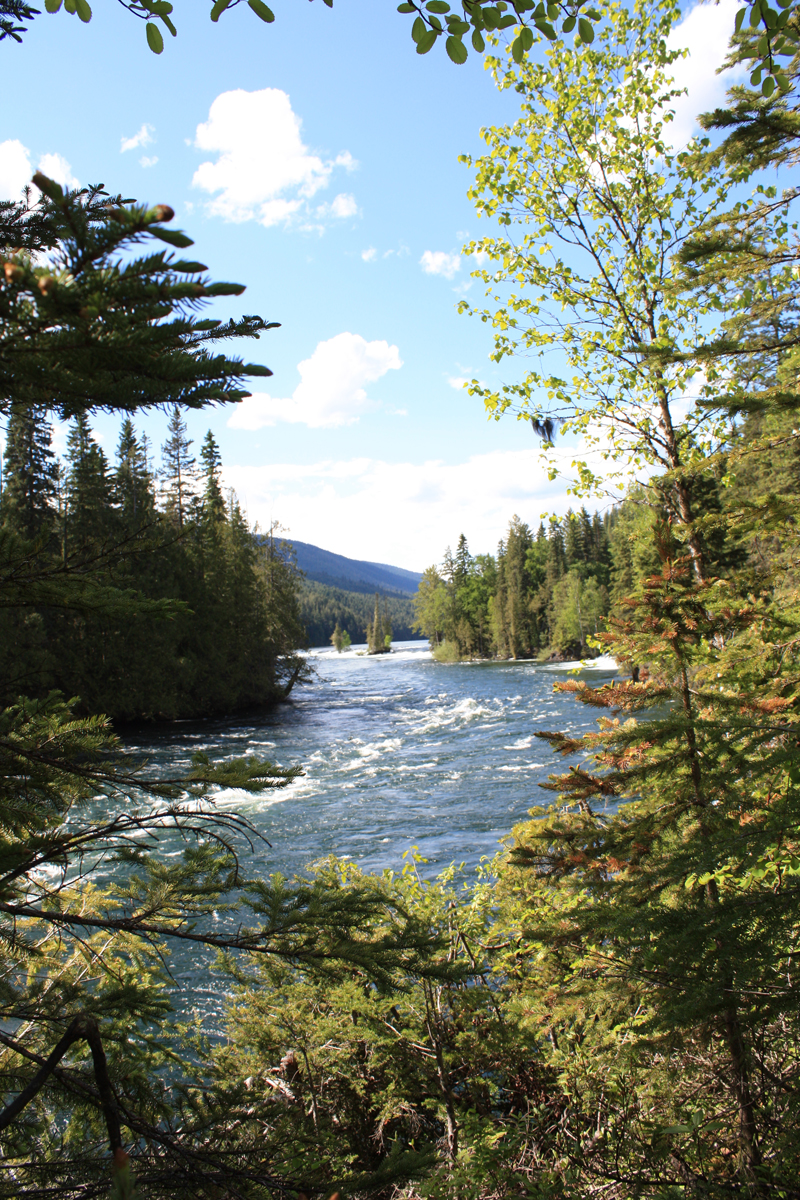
0 404 307 720
290 539 422 596
299 579 419 646
414 508 614 660
413 481 744 661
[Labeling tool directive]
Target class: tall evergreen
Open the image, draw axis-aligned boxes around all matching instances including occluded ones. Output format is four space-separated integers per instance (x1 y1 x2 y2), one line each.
114 417 154 530
160 405 196 529
1 402 56 539
199 428 225 520
65 413 113 552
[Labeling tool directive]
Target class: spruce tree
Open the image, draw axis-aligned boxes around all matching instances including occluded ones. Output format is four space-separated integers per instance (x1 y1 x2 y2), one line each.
1 402 57 539
160 405 196 528
114 417 154 530
199 428 225 521
65 413 113 552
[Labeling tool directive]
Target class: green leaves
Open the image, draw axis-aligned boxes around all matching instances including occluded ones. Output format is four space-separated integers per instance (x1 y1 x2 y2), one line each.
36 0 610 60
145 19 163 51
148 226 193 247
446 32 468 61
170 259 208 274
247 0 275 22
394 0 605 64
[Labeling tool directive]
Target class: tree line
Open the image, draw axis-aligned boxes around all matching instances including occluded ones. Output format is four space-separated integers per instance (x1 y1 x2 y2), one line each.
0 401 306 720
299 580 418 647
413 508 613 660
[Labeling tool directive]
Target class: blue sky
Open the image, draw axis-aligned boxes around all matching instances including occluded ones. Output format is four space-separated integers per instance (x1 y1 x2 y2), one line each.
1 0 740 568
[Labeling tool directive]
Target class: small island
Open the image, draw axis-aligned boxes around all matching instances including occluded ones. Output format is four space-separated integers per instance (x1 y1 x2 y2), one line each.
365 592 392 654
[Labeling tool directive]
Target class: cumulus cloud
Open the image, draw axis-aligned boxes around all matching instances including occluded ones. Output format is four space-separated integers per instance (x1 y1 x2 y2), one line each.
227 332 402 430
37 153 79 190
664 0 745 150
121 123 154 153
420 250 461 279
139 155 159 169
0 140 33 200
361 247 377 262
0 141 78 200
192 88 357 227
222 448 586 568
316 192 358 219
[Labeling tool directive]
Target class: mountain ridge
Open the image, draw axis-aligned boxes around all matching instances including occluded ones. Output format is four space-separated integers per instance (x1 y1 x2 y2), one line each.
288 540 422 597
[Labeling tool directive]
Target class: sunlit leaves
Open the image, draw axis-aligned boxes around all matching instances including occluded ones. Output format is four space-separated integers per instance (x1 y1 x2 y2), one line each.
459 0 734 499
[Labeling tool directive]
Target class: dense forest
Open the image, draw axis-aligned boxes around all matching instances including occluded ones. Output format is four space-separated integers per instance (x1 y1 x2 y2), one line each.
0 403 307 720
299 579 418 647
414 508 614 660
413 469 748 661
3 0 800 1197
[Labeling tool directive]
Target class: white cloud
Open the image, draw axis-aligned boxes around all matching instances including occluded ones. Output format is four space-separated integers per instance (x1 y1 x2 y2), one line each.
121 123 154 153
0 139 33 201
227 332 402 430
361 247 377 262
139 155 159 169
316 192 358 219
192 87 357 227
0 142 78 200
222 448 584 568
331 192 358 217
420 250 461 279
664 0 745 151
37 153 79 190
448 376 470 390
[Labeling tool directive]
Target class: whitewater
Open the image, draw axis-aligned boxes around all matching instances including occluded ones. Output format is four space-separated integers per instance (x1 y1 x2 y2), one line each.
124 640 619 880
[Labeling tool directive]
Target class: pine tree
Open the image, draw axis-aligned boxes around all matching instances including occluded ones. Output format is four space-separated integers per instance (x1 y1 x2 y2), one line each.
114 417 154 530
508 526 800 1186
366 591 390 654
199 428 225 521
160 405 196 528
1 402 57 539
65 413 113 552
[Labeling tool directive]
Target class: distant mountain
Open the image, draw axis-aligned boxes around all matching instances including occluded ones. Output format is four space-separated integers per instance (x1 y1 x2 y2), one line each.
289 540 422 597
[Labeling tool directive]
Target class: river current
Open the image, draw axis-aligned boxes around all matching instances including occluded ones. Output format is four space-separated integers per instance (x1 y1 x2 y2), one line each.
123 640 618 880
118 640 617 1024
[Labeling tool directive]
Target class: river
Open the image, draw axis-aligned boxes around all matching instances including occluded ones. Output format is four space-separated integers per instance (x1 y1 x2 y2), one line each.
118 640 617 1024
123 640 618 880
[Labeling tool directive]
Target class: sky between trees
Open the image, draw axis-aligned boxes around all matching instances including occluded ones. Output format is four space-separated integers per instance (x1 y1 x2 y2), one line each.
0 0 748 567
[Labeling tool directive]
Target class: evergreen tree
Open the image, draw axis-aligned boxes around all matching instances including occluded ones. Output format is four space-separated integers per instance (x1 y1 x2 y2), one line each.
366 591 390 655
1 402 56 539
199 427 225 521
65 413 113 552
160 405 196 528
114 417 154 530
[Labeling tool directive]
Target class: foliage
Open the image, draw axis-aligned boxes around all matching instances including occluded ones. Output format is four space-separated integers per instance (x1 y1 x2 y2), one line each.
460 0 743 580
301 581 418 648
330 621 352 652
4 0 602 60
0 176 276 421
366 592 393 654
414 511 611 660
0 406 308 720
